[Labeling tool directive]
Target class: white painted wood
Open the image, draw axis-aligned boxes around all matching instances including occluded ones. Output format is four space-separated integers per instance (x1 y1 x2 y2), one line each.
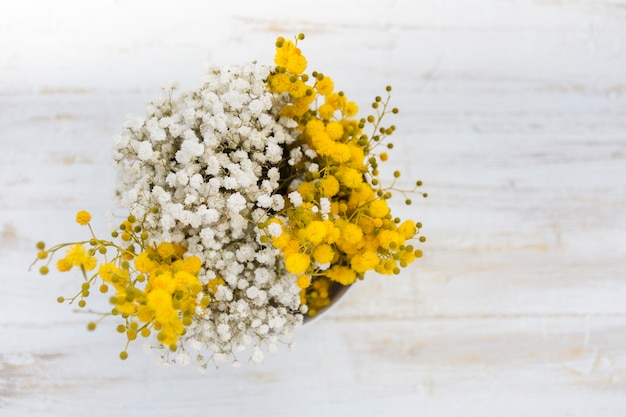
1 0 626 415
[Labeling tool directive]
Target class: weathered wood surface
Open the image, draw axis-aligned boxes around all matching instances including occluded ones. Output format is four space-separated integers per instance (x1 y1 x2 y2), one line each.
1 0 626 415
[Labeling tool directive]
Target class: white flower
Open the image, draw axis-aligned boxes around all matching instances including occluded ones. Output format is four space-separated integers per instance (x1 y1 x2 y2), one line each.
226 192 247 213
288 191 303 207
267 223 282 237
136 141 154 161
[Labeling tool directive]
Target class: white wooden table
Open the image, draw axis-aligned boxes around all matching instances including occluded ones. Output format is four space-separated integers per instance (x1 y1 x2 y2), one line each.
1 1 626 415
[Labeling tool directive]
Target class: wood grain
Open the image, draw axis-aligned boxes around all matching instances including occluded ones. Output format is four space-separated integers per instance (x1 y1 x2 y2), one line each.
1 0 626 415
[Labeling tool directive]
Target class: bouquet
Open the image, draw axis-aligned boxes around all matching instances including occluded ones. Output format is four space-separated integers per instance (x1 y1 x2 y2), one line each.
32 34 426 368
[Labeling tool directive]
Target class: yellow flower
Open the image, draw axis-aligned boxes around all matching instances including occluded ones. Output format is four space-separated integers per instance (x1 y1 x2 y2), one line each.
312 244 335 264
149 270 176 294
336 166 363 189
315 77 334 96
274 39 307 74
311 131 335 157
288 79 308 98
398 220 416 239
350 251 380 273
75 210 92 226
135 251 159 273
56 258 72 272
318 103 335 120
303 221 327 244
297 181 316 201
326 121 344 140
305 119 326 136
156 242 176 259
323 221 341 244
330 143 352 163
320 175 340 197
285 252 311 275
368 199 390 218
65 244 91 267
347 143 365 167
344 101 359 117
268 72 291 93
146 288 174 322
297 274 311 289
272 231 292 249
377 229 404 250
181 256 202 275
326 265 356 285
98 262 117 282
325 93 346 111
341 223 363 244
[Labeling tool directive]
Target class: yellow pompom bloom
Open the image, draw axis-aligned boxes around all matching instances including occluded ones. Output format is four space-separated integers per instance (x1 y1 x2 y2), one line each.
75 210 92 226
313 244 335 264
157 242 176 259
368 199 391 218
320 175 340 197
330 143 352 163
288 79 308 98
347 186 376 213
297 274 311 289
149 270 176 294
326 93 346 111
56 258 72 272
146 288 174 322
180 256 202 275
315 77 334 96
326 121 344 140
350 251 380 273
323 221 341 243
398 220 417 239
135 251 159 273
268 72 291 93
303 221 327 244
358 216 375 234
285 252 311 275
347 144 365 166
326 265 357 285
98 262 117 282
341 223 364 244
272 231 292 249
336 166 363 189
311 132 335 156
275 39 307 75
377 229 404 250
297 181 317 201
344 101 359 117
318 103 335 120
65 244 89 267
305 119 326 136
83 256 97 272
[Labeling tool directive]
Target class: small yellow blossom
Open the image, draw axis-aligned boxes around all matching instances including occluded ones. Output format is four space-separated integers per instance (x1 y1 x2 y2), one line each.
315 77 334 96
297 274 311 289
325 121 344 140
350 251 380 273
326 265 357 285
75 210 92 226
56 258 72 272
285 252 311 275
312 244 335 264
320 175 340 197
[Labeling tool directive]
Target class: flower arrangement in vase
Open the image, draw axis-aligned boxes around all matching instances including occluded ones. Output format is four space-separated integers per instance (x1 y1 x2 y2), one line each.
32 34 426 368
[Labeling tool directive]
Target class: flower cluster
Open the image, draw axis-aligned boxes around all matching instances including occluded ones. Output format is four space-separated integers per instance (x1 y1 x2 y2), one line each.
34 211 204 359
33 34 425 368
